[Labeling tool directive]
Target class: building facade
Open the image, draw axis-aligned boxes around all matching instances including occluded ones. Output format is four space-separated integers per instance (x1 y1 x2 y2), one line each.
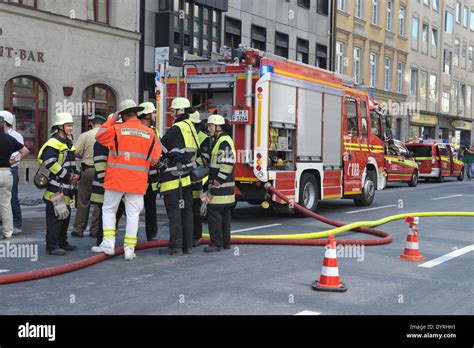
334 0 410 141
142 0 332 101
0 0 141 162
407 0 474 147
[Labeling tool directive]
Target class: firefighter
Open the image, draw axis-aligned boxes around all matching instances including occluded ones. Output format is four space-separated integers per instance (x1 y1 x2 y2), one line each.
90 114 125 246
137 102 160 241
159 97 198 255
203 114 236 252
93 100 161 261
189 110 210 247
37 112 80 256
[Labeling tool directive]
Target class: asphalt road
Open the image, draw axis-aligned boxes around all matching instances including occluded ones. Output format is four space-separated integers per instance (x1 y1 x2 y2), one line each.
0 179 473 315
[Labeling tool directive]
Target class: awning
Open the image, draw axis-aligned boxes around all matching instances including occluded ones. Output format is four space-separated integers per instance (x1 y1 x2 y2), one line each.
451 120 472 131
411 113 437 126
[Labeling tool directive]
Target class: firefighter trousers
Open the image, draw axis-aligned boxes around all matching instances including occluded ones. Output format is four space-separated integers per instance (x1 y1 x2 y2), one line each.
192 198 203 241
95 201 125 246
73 167 100 235
163 186 193 251
102 189 144 249
144 185 158 241
207 206 232 249
45 201 71 251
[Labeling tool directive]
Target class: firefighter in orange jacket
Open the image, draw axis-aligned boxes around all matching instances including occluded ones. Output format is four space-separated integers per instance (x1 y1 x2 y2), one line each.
92 99 161 260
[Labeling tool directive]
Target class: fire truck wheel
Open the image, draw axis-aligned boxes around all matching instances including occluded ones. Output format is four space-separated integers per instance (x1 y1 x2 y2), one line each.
457 168 464 181
354 170 376 207
408 170 419 187
297 173 319 214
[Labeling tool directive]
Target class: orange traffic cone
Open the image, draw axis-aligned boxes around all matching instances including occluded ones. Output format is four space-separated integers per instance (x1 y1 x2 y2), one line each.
312 235 347 292
399 216 425 261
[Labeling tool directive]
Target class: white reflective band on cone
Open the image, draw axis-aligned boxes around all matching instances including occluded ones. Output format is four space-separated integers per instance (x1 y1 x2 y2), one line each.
405 242 419 249
325 249 337 258
321 266 339 277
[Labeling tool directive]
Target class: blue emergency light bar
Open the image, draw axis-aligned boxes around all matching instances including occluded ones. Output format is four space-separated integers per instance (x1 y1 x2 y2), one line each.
260 65 274 76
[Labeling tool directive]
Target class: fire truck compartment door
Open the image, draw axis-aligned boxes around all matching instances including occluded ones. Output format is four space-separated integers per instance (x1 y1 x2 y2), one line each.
269 82 296 125
322 94 342 167
297 89 323 160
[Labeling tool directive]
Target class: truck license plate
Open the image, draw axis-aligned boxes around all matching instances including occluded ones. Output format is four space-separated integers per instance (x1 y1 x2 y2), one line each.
231 109 249 122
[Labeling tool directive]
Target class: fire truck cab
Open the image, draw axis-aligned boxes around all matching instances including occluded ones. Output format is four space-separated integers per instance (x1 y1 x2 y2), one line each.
158 48 386 211
405 143 464 182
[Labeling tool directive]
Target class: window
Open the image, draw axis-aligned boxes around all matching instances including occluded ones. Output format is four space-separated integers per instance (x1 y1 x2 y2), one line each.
251 25 266 51
225 16 241 49
443 49 452 75
463 6 468 27
337 0 347 12
297 38 309 64
461 41 467 69
471 10 474 31
93 0 109 24
3 76 47 156
456 1 462 23
369 52 377 88
432 0 439 11
469 46 473 72
353 47 362 84
442 92 450 113
386 0 393 31
459 84 466 114
399 6 406 37
454 38 460 66
422 23 429 54
82 84 116 133
412 17 419 51
317 0 329 15
397 61 404 94
297 0 310 9
336 41 345 74
345 98 359 137
355 0 363 19
410 69 418 97
420 70 428 100
361 101 368 137
275 32 289 58
384 57 392 91
372 0 379 26
6 0 36 7
316 44 328 69
429 74 437 104
445 11 454 34
431 28 438 58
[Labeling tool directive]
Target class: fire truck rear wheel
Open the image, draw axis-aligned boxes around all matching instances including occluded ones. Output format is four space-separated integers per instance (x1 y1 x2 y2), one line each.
408 170 419 187
435 173 444 183
297 173 319 214
354 170 376 207
457 167 464 181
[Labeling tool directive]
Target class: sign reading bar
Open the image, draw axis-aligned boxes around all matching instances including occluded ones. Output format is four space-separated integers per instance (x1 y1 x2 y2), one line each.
0 46 45 63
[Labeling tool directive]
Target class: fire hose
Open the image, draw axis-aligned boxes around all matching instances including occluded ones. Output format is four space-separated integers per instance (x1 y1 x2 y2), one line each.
1 184 473 285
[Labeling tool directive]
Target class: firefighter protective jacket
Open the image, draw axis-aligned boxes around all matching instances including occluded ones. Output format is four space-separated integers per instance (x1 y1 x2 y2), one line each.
159 114 199 194
208 132 236 207
191 130 210 199
90 141 108 206
37 134 79 205
96 117 161 195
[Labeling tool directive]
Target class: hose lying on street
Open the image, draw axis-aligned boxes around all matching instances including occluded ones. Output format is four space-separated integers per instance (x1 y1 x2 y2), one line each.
1 184 473 285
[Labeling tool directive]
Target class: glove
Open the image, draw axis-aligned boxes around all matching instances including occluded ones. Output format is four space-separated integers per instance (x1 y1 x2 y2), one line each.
51 192 70 221
200 191 212 216
200 201 208 216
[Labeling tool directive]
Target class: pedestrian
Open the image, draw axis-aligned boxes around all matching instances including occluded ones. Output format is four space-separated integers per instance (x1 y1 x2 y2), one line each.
188 110 210 247
461 145 474 180
159 97 198 255
0 111 25 235
93 100 161 261
90 114 126 246
137 102 160 241
203 114 236 253
0 115 29 239
37 113 80 255
71 115 106 238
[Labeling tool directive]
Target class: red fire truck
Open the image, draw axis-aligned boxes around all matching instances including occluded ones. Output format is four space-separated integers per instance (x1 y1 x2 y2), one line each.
384 139 419 187
405 142 464 182
156 48 387 211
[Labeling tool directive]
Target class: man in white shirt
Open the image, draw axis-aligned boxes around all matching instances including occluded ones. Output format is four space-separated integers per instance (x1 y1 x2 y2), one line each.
0 111 24 234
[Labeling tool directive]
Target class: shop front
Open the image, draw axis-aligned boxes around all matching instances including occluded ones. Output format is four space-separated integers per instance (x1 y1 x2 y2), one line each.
409 112 437 142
